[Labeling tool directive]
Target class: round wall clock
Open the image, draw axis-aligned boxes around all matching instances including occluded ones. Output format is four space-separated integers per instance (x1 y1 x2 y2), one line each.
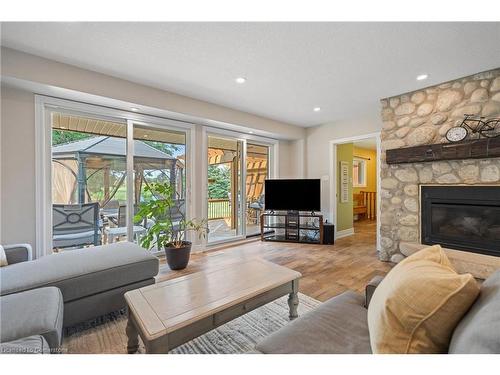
445 126 468 143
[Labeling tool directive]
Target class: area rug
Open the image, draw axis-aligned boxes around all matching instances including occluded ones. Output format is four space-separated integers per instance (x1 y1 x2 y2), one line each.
63 293 320 354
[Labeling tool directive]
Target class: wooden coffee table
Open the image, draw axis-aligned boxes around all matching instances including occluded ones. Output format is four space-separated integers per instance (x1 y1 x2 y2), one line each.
125 259 301 354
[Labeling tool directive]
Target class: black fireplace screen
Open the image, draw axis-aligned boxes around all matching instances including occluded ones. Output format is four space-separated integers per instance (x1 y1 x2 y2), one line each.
421 186 500 257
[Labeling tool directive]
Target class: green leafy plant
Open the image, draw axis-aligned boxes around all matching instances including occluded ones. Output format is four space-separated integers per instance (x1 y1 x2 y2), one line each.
134 182 207 250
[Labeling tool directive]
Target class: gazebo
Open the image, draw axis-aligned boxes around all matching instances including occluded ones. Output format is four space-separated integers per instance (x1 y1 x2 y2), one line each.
52 136 184 207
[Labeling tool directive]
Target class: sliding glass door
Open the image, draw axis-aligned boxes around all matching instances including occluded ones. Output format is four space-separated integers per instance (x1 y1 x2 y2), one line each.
50 107 188 252
205 132 274 244
207 135 244 243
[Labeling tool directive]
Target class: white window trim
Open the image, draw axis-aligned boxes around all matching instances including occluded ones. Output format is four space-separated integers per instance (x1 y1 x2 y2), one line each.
35 95 282 257
35 95 195 258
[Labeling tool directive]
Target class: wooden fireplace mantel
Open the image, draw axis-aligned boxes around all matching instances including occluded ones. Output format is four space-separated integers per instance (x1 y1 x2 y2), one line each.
399 242 500 280
386 137 500 164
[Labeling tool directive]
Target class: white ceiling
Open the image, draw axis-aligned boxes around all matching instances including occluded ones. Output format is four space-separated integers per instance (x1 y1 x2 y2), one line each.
353 138 377 150
1 22 499 127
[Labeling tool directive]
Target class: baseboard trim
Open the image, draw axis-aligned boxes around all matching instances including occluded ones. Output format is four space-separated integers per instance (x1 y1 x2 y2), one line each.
335 228 354 240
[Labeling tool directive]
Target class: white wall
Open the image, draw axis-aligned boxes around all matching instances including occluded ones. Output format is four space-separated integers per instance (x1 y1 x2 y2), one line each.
1 86 36 246
305 111 382 219
278 139 305 179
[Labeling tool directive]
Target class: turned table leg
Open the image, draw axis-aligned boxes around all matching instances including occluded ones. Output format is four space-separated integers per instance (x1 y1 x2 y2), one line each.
288 279 299 320
126 314 139 354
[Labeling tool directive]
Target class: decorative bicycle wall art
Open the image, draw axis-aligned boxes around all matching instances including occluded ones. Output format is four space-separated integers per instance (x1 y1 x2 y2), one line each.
446 114 500 143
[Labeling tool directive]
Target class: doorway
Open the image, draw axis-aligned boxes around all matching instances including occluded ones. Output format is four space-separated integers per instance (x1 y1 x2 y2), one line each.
351 138 378 236
329 133 380 249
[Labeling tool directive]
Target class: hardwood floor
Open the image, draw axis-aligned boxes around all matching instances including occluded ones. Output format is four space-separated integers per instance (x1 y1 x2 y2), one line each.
156 219 392 302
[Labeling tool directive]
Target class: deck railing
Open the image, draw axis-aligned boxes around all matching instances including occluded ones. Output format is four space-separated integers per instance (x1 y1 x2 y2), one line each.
208 198 231 220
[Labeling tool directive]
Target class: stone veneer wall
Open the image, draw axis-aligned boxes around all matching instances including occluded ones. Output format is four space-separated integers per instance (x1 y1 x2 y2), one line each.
379 68 500 263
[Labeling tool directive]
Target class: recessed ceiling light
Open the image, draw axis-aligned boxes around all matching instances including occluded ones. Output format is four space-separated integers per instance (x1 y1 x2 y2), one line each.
235 77 247 84
416 74 428 81
313 107 321 112
130 107 139 112
248 131 254 134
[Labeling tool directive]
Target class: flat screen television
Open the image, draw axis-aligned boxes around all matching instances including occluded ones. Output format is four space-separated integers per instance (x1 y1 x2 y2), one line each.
265 179 321 212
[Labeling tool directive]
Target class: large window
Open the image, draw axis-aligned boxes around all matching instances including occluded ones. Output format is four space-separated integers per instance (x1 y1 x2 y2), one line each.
50 110 187 252
40 97 279 255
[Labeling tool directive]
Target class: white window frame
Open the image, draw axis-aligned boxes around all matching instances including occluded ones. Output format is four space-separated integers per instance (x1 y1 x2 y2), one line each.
35 95 195 258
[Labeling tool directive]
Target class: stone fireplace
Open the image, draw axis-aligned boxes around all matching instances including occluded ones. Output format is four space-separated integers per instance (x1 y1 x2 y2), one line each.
379 68 500 263
420 185 500 257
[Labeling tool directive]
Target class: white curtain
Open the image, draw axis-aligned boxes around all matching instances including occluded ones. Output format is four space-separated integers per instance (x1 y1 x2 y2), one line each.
52 160 78 204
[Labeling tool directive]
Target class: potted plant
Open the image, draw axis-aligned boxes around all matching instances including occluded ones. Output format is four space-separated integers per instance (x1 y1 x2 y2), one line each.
135 182 207 270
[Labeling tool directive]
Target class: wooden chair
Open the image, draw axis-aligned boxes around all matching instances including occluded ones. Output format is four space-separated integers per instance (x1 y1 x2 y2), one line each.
353 193 367 221
353 192 377 221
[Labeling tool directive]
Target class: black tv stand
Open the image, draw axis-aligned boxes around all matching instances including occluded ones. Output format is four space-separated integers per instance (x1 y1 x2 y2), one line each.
260 211 324 244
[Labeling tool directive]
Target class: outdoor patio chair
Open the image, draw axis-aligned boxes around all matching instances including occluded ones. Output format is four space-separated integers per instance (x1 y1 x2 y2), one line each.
104 205 147 243
52 202 102 249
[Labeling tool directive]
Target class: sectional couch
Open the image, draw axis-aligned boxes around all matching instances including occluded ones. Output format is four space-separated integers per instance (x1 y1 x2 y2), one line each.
0 242 159 353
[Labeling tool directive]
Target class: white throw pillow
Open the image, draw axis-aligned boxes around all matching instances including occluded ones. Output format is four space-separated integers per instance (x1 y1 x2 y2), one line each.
0 245 8 267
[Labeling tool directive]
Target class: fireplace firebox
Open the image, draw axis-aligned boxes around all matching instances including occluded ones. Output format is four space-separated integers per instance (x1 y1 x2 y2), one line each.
421 186 500 257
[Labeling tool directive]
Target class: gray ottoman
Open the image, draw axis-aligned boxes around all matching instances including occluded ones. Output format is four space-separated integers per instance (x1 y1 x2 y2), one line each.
0 287 63 351
0 242 159 326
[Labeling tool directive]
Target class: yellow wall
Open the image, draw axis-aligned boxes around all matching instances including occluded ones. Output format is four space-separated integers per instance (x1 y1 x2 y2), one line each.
353 147 377 195
336 143 353 232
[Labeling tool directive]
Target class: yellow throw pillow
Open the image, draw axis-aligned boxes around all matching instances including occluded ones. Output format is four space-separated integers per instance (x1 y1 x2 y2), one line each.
368 245 480 353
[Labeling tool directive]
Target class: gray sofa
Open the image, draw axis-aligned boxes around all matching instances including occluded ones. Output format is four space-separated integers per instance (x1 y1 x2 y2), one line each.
256 270 500 354
0 287 63 354
0 242 159 353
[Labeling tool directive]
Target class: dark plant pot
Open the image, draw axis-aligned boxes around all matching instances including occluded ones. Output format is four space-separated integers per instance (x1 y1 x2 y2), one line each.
164 241 192 270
